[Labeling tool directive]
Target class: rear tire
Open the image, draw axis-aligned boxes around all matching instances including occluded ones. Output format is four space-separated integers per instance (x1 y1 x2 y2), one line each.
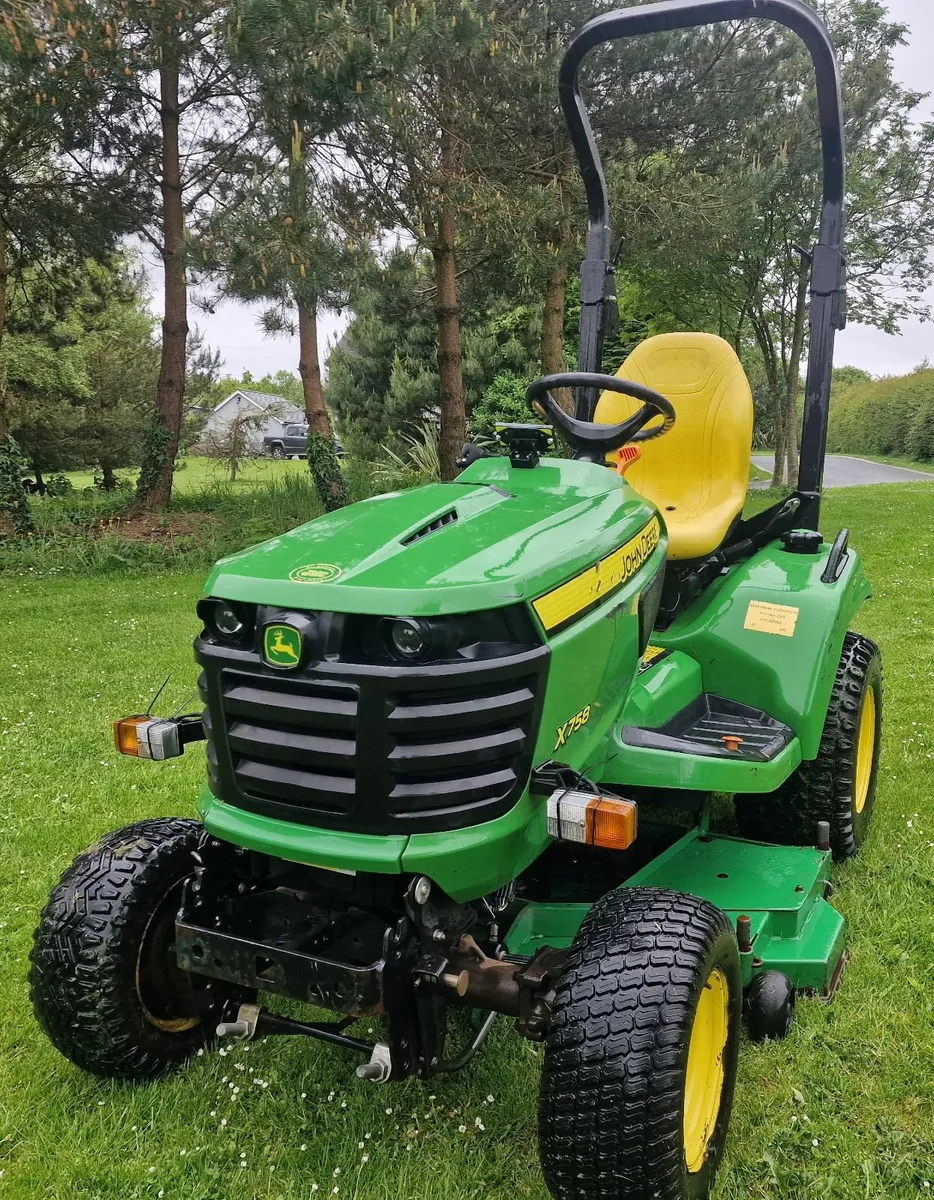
539 887 742 1200
30 818 246 1080
735 633 882 859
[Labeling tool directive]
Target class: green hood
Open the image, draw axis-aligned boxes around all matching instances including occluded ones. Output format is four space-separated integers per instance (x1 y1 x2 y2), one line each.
204 456 662 616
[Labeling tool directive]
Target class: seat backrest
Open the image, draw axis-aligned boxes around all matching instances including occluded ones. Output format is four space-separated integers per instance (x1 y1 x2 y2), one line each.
594 333 754 560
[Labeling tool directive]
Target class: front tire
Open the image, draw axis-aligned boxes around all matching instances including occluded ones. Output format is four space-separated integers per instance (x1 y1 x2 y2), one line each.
735 633 883 859
30 818 243 1080
269 445 285 459
539 887 742 1200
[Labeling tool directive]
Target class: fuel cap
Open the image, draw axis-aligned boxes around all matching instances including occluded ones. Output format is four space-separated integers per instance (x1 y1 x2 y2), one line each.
780 529 823 554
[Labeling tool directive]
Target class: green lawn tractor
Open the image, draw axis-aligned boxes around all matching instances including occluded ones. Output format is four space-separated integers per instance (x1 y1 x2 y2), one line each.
31 2 883 1197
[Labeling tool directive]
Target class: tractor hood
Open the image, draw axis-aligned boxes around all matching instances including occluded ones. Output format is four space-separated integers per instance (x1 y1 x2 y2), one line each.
203 456 662 616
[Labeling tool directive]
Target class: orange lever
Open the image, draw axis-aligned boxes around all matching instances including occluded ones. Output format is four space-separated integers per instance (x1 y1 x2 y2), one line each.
722 735 745 753
616 445 642 476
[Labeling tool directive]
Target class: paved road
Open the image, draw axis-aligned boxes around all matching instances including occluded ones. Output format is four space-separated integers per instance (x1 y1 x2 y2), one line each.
752 454 934 488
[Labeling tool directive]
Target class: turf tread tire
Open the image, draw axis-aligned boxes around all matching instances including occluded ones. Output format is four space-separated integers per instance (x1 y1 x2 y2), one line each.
735 632 882 859
539 886 742 1200
30 817 219 1080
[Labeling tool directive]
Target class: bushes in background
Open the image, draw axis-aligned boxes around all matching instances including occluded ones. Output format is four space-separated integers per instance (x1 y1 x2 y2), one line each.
828 368 934 462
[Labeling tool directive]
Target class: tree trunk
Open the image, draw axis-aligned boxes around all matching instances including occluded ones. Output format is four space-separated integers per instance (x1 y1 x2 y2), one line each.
298 296 348 511
31 464 46 494
100 459 117 491
541 261 572 412
433 123 466 482
0 212 36 535
135 59 187 513
753 315 787 488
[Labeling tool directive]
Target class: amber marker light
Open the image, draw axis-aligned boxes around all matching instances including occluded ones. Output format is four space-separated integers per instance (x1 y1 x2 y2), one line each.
547 790 638 850
588 796 638 850
113 715 186 760
113 715 148 756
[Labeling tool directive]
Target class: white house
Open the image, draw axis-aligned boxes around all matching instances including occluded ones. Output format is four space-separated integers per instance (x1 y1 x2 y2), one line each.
199 390 305 452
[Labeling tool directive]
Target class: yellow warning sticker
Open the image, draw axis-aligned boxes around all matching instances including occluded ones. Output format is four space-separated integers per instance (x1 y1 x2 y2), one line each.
638 644 671 673
743 600 800 638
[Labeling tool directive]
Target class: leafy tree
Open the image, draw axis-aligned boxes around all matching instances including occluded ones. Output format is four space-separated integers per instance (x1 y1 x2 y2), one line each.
328 247 546 459
4 321 91 483
4 256 158 489
613 2 934 485
202 0 383 511
0 1 138 532
91 0 257 512
199 406 271 481
78 263 160 490
340 0 565 478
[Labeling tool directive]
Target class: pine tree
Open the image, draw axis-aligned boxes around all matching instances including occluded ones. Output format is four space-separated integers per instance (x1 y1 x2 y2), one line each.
0 1 137 532
95 0 255 512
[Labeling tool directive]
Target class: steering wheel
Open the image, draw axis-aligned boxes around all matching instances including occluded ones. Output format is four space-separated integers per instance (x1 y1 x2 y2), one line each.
526 373 676 464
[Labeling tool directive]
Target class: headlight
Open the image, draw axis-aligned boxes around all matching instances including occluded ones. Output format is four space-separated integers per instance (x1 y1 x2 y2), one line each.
388 617 433 661
214 604 244 636
198 598 255 644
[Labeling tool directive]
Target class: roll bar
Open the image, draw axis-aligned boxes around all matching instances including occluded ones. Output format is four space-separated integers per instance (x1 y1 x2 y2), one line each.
560 0 847 523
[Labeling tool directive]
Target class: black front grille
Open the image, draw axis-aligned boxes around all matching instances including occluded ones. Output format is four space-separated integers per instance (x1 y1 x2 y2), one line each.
197 636 548 835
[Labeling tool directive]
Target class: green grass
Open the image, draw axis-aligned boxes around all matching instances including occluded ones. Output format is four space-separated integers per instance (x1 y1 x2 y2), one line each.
748 460 772 483
836 452 934 477
2 484 934 1198
1 474 329 578
54 455 312 495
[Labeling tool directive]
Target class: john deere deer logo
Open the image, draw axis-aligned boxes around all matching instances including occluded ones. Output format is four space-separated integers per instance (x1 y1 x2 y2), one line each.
263 624 302 669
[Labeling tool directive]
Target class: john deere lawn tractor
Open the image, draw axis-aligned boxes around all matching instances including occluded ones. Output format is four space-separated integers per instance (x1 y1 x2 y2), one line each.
31 2 882 1197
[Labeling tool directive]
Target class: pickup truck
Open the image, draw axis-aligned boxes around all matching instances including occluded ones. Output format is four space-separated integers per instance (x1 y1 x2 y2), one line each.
263 423 308 459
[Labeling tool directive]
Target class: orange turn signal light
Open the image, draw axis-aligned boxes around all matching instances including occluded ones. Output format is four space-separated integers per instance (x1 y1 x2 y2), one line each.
114 715 148 756
547 790 638 851
587 796 639 850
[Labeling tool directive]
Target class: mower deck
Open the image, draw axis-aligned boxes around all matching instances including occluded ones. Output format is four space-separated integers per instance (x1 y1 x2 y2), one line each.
505 829 845 995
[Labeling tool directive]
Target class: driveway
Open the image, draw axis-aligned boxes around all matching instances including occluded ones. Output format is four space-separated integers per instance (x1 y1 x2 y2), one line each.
752 454 934 488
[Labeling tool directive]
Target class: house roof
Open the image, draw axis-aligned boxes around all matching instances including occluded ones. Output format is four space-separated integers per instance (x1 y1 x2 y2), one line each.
211 390 304 424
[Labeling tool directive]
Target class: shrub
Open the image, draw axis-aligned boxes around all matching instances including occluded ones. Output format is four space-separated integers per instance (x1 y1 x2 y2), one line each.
470 372 530 437
370 424 440 492
828 369 934 462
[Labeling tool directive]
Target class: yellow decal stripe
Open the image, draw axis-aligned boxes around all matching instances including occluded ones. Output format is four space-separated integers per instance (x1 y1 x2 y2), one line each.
533 516 662 632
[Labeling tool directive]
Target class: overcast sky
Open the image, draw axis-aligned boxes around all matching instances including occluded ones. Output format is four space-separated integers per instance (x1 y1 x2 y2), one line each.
150 0 933 382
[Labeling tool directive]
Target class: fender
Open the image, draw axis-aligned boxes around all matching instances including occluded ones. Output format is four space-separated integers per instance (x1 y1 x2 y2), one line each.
658 534 871 760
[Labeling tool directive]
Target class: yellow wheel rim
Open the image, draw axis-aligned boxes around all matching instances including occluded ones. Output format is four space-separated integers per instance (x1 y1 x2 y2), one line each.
683 967 730 1174
854 688 876 815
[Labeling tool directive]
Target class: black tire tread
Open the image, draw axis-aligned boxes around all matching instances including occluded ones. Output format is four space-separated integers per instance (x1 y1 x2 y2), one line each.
539 886 741 1200
30 817 212 1080
735 632 882 859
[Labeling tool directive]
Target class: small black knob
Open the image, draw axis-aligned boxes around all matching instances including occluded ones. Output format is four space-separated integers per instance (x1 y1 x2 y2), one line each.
780 529 823 554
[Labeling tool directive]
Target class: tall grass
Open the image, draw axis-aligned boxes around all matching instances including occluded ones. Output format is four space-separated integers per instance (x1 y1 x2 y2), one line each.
0 473 327 578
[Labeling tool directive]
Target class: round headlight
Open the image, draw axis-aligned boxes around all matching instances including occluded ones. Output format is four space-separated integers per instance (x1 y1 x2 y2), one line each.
213 602 244 638
389 617 432 661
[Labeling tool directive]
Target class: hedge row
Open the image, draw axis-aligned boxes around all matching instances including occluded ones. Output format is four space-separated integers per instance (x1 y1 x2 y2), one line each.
828 369 934 462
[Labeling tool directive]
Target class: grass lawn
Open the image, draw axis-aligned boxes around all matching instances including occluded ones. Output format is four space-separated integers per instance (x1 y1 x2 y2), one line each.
837 453 934 478
748 460 772 483
2 483 934 1199
57 455 312 495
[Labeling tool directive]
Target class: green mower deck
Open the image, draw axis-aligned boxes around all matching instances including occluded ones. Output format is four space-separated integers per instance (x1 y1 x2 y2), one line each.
505 829 845 994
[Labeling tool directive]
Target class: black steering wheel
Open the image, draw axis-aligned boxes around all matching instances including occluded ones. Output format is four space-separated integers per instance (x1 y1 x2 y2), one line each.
526 373 676 464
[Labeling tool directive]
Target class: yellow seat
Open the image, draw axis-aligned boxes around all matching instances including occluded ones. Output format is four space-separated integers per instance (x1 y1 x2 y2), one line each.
595 333 754 560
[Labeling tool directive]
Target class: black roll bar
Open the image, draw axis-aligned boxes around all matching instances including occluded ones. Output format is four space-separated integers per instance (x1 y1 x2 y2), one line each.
559 0 846 524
